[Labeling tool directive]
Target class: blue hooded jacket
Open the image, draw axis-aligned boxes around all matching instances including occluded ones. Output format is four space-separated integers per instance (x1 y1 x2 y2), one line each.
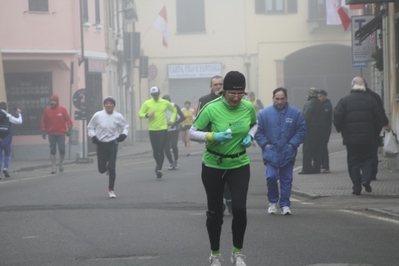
255 103 306 167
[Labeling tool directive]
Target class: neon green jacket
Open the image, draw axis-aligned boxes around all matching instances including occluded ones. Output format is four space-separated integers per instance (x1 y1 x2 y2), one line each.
139 98 177 131
192 97 257 169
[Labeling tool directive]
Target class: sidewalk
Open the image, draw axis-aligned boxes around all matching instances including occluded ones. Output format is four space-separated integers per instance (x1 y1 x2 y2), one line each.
6 140 399 218
292 150 399 218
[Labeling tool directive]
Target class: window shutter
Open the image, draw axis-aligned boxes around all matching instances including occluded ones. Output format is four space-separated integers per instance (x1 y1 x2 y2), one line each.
308 0 318 20
82 0 89 22
176 0 205 33
95 0 101 24
255 0 265 14
287 0 297 14
29 0 48 12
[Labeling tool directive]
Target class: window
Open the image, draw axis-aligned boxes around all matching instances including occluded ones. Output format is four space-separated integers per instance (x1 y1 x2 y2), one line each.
95 0 101 24
29 0 48 12
266 0 284 13
255 0 297 14
82 0 89 22
308 0 326 21
176 0 205 33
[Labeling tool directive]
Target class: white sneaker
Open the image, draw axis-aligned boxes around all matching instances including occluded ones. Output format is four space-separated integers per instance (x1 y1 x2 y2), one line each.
167 164 175 170
59 163 64 172
281 206 292 215
108 190 116 198
174 161 180 169
209 253 223 266
51 166 57 174
268 203 277 214
231 253 246 266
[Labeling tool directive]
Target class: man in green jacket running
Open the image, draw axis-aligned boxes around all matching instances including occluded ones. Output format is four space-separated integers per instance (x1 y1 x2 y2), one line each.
139 86 177 178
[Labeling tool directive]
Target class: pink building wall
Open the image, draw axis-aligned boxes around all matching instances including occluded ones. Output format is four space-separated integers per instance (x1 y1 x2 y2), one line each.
0 0 109 160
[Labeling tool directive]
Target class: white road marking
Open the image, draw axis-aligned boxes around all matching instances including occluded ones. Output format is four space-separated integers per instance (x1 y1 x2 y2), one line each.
340 210 399 225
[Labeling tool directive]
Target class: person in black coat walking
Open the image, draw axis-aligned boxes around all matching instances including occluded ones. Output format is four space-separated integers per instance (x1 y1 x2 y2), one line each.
317 90 333 173
333 77 383 195
364 82 391 181
299 87 324 174
196 75 223 115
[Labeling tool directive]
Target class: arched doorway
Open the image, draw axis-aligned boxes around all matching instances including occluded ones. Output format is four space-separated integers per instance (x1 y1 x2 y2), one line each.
284 44 367 110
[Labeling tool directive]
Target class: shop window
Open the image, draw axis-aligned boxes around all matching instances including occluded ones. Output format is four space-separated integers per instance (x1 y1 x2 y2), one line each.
176 0 205 33
29 0 49 12
4 72 53 136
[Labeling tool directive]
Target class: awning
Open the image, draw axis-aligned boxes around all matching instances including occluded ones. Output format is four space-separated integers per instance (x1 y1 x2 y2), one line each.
355 9 385 43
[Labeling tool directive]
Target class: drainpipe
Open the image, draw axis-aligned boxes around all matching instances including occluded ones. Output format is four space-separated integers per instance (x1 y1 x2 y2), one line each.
382 4 393 169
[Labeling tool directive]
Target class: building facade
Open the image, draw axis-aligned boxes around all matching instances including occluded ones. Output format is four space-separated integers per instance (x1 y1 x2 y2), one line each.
133 0 363 125
0 0 116 159
2 0 399 166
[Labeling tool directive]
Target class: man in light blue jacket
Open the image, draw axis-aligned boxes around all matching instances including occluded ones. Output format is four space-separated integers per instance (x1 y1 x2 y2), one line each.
255 88 306 215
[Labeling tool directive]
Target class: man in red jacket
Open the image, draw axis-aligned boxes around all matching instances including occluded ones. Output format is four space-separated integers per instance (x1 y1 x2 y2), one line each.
40 95 73 174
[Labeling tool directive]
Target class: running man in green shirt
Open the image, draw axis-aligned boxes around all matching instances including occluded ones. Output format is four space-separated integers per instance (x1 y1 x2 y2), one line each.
139 86 177 178
190 71 257 266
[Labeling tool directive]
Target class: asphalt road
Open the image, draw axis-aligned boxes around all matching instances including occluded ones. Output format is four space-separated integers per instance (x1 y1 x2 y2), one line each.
0 135 398 265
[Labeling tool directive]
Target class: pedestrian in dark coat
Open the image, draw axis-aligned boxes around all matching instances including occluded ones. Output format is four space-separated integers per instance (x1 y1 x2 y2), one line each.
333 77 383 195
299 87 324 174
317 90 333 173
196 75 223 115
364 84 391 180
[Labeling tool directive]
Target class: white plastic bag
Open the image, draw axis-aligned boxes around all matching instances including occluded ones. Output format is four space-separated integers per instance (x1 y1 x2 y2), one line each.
383 130 399 158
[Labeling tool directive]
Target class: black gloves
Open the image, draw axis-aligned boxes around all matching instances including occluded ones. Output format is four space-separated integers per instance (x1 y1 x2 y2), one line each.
116 134 127 142
92 136 99 144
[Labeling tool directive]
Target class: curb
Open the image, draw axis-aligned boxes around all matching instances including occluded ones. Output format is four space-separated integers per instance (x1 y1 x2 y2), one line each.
291 189 323 199
366 208 399 218
10 149 153 174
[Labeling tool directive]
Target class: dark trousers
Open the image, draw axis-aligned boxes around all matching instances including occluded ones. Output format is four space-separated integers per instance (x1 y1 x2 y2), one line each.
302 126 322 173
371 137 381 180
346 144 373 193
97 141 118 190
201 164 250 251
164 130 179 164
149 130 167 170
320 140 329 170
0 144 11 169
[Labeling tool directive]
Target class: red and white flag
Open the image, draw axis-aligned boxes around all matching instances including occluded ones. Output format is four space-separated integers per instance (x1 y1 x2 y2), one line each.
152 6 168 47
326 0 351 31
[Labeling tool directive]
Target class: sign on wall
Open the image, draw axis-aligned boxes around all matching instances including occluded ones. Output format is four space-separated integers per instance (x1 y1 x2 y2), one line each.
351 15 377 63
168 63 222 79
87 59 106 73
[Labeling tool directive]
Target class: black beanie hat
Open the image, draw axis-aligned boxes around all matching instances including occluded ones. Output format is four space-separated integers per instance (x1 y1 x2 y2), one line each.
0 102 7 111
103 96 116 106
223 71 246 91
